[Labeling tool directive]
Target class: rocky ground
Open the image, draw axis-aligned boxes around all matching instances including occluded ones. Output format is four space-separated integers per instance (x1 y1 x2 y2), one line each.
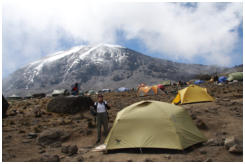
2 82 243 162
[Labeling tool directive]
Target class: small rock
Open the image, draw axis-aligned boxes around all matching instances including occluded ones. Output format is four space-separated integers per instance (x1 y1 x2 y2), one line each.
87 121 95 128
144 158 153 162
86 130 92 136
50 142 62 148
39 150 46 154
204 109 209 113
205 138 224 146
33 126 42 133
77 156 84 162
26 136 34 139
224 136 237 149
68 145 78 156
61 145 78 156
10 120 15 125
63 119 72 125
28 133 38 138
5 135 12 140
222 131 227 135
228 144 243 154
28 158 39 162
190 113 196 120
22 139 32 143
59 155 66 160
61 146 69 154
235 113 241 117
73 115 83 120
40 155 60 162
199 149 207 154
186 159 203 162
195 118 208 130
204 158 212 162
34 106 42 117
19 130 25 133
164 155 171 159
9 110 17 116
79 129 84 134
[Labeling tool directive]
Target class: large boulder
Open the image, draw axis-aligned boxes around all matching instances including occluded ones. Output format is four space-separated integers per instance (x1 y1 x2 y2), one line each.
32 93 46 98
47 96 94 114
36 128 71 146
2 95 9 118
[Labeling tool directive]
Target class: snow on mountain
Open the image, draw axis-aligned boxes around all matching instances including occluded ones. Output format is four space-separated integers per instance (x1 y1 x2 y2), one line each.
23 44 127 83
3 44 226 97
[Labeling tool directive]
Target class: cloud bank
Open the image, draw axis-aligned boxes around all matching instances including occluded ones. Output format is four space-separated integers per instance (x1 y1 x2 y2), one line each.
2 1 243 77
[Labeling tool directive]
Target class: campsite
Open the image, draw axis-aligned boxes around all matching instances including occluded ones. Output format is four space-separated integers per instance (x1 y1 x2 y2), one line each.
2 81 243 162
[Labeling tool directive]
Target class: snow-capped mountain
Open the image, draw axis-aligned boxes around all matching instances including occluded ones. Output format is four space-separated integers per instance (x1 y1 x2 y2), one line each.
3 43 224 96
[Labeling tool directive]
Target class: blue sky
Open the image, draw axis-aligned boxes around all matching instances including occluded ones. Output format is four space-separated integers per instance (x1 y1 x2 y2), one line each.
2 1 243 78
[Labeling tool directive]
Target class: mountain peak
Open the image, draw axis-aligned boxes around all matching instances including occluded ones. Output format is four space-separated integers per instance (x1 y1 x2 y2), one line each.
96 43 125 49
30 43 125 65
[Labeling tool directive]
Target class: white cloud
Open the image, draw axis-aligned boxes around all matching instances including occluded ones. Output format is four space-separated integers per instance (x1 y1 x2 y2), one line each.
2 1 243 77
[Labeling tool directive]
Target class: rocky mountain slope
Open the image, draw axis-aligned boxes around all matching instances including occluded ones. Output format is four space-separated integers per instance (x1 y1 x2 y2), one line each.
3 44 226 96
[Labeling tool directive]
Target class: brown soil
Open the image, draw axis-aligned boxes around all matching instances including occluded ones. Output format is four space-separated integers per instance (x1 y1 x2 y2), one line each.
2 82 243 162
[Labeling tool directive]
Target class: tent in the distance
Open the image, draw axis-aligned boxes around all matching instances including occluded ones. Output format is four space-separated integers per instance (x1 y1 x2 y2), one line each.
227 72 243 81
52 89 69 97
87 90 96 95
194 80 204 85
137 85 164 96
157 84 165 90
161 80 172 86
172 85 214 104
7 94 22 100
117 87 130 92
105 100 207 151
218 76 227 83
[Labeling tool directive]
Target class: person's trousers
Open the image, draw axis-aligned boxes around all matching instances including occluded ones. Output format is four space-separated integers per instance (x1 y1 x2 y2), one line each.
96 112 108 140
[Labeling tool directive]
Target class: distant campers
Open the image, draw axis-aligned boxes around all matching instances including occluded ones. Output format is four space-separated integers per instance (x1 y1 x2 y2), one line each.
71 83 79 95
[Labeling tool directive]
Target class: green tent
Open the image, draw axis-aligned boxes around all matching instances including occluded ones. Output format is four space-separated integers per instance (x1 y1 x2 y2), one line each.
105 100 207 150
52 89 69 97
161 80 172 86
88 90 96 95
227 72 243 81
7 94 22 100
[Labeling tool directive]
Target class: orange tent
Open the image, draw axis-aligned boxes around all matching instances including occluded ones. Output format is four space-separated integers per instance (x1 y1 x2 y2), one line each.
137 85 164 97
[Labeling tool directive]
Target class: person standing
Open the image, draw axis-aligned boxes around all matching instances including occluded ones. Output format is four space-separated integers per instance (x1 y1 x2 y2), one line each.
71 83 79 95
93 94 110 144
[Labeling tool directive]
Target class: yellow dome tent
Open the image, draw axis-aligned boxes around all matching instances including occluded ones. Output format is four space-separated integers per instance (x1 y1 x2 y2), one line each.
137 85 164 96
105 100 207 150
172 85 214 104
